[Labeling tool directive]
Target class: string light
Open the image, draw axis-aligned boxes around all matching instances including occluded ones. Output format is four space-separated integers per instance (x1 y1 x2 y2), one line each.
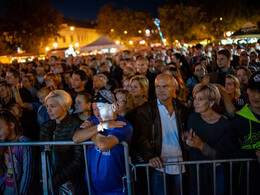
154 18 166 47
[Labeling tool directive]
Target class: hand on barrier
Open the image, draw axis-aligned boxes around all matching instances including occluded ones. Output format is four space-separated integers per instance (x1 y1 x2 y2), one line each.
149 157 163 169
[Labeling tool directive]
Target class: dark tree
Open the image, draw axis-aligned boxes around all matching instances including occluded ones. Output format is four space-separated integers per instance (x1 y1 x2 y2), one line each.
0 0 63 54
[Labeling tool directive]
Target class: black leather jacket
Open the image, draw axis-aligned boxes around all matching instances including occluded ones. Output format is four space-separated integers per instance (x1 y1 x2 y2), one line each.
135 98 189 162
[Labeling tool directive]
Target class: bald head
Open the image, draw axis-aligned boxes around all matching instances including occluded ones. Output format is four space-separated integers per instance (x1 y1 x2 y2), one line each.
155 73 177 104
155 73 177 87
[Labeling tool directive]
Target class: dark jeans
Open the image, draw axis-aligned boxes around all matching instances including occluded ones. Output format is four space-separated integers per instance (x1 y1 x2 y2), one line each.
151 170 183 195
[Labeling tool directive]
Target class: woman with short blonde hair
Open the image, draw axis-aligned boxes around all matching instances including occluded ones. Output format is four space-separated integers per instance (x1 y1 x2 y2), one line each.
40 89 86 193
183 82 231 195
45 89 72 112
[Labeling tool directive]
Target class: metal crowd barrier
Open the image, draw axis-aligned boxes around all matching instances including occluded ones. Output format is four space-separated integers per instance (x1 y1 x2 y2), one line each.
0 141 132 195
132 158 257 195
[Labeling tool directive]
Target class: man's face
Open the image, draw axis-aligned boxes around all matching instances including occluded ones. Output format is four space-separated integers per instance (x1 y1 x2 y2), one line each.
217 54 229 69
155 75 176 103
196 49 203 57
36 66 45 76
250 53 257 62
239 54 249 67
247 89 260 109
49 57 57 66
136 60 148 75
92 102 115 122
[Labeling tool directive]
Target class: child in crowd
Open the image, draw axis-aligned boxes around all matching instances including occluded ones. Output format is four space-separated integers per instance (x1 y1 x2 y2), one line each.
0 109 33 194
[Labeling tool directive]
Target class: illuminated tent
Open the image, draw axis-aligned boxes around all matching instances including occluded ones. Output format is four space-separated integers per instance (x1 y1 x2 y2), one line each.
231 22 260 39
80 35 118 52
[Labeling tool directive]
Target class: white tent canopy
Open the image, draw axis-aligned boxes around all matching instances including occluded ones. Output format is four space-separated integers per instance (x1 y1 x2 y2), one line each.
80 35 118 52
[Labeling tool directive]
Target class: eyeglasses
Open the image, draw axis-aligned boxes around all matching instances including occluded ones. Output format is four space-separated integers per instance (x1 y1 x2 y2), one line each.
117 99 126 103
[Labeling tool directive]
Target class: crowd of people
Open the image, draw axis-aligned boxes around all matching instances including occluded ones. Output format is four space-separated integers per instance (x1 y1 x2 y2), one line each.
0 42 260 195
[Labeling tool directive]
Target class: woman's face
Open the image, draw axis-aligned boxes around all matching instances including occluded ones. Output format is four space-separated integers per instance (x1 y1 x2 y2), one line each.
193 91 211 113
130 80 143 97
44 77 56 88
0 86 8 99
225 78 235 97
75 95 90 114
116 92 126 116
57 65 64 74
236 69 248 86
194 65 206 78
46 97 67 121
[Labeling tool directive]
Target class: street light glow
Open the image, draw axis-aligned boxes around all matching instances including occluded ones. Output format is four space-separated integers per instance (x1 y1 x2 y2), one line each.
116 40 120 44
53 43 58 48
124 31 128 34
129 41 133 45
45 47 50 51
75 42 79 47
111 29 114 32
220 17 223 21
139 40 145 44
138 30 142 34
70 26 75 31
145 29 150 34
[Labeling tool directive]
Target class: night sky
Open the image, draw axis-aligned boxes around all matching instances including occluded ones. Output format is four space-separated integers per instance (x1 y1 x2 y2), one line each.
52 0 166 21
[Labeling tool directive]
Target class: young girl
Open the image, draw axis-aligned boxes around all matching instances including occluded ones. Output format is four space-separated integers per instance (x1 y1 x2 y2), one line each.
0 109 33 194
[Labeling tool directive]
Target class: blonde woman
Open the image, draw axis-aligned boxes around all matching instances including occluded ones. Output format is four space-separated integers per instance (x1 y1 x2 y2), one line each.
40 90 86 194
129 75 149 107
182 83 232 195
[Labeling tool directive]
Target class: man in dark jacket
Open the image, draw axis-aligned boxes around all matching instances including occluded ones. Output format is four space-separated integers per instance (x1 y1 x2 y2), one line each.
135 73 189 195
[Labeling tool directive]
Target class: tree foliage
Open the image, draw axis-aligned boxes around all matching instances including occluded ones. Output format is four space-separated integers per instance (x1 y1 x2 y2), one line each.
159 0 260 43
159 4 203 45
96 4 154 41
0 0 63 54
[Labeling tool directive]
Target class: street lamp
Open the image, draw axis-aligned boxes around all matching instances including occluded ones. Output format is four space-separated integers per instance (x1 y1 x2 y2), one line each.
129 41 133 45
75 42 79 47
45 47 50 51
116 40 120 44
70 26 75 31
124 31 128 34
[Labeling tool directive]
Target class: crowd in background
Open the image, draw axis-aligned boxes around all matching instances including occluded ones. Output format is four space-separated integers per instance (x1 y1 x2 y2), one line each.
0 42 260 194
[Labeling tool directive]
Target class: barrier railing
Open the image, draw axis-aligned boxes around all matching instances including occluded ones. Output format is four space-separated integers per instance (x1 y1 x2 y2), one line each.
0 141 132 195
132 158 257 195
1 141 257 195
